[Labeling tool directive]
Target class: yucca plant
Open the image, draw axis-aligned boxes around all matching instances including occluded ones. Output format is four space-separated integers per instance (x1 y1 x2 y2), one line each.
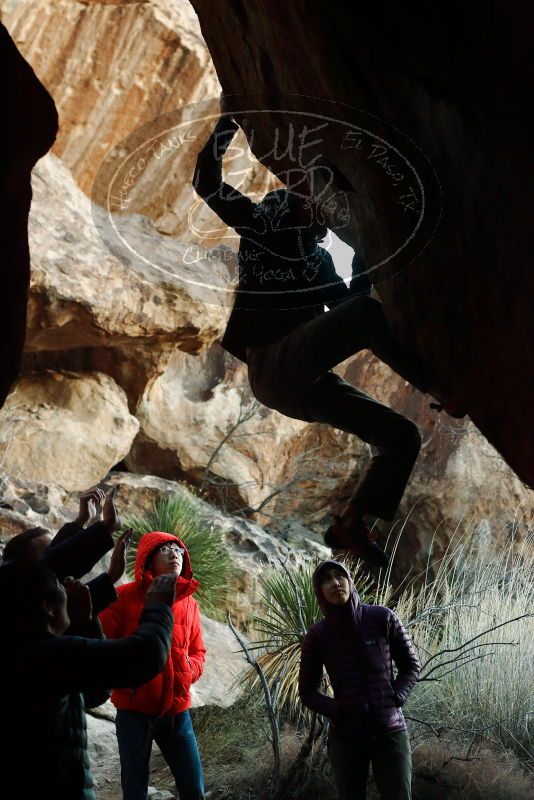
244 557 375 717
123 494 233 620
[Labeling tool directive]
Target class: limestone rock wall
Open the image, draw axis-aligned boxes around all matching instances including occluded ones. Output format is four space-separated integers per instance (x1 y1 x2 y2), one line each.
26 153 229 355
4 0 216 195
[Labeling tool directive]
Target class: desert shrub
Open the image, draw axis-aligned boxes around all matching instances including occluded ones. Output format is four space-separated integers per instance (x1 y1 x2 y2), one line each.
395 530 534 767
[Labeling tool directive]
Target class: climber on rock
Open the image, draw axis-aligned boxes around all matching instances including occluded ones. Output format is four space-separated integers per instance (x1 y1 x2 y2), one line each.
193 96 462 568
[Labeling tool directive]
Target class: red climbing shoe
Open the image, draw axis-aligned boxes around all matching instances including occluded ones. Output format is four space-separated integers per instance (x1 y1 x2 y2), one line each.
324 515 389 569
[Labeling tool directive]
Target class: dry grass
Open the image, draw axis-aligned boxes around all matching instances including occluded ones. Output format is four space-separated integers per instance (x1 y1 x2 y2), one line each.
150 701 533 800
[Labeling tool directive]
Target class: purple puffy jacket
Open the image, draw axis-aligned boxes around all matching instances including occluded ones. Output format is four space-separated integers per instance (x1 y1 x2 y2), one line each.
298 561 420 738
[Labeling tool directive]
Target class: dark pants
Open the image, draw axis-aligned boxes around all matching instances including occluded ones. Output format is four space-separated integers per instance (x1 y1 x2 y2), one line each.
115 709 204 800
247 296 428 521
328 730 412 800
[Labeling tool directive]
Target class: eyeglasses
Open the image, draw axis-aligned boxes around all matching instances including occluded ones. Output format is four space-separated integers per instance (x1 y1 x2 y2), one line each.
158 544 185 557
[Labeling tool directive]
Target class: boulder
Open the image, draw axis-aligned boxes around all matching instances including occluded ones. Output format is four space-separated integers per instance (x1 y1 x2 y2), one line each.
26 154 230 356
191 614 249 708
0 371 139 491
3 0 276 242
127 344 324 515
189 0 533 486
86 707 121 795
0 472 329 627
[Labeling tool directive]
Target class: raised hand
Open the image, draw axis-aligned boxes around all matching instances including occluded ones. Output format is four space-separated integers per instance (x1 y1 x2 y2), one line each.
108 528 132 584
102 486 121 534
74 486 105 528
64 576 93 627
145 574 177 607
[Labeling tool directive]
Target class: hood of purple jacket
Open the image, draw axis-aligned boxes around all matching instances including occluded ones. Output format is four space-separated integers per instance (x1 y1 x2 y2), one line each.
312 560 363 628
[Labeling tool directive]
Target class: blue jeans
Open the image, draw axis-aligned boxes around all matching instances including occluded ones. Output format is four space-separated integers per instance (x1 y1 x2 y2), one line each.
115 709 204 800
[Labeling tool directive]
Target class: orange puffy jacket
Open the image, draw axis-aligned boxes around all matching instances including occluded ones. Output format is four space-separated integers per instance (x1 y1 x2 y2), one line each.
99 531 206 716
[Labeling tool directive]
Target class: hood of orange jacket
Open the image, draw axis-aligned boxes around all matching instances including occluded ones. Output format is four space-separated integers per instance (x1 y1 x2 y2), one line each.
134 530 199 600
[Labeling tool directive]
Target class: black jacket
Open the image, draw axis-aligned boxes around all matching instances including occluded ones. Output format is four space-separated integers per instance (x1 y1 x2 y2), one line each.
0 604 173 800
47 521 118 615
193 117 371 362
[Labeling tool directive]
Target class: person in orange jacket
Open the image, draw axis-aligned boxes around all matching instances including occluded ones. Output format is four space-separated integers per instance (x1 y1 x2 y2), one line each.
100 531 206 800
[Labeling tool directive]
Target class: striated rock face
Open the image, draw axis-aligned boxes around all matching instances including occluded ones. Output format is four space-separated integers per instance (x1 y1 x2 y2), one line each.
2 0 276 241
190 0 533 487
3 0 217 196
0 372 139 491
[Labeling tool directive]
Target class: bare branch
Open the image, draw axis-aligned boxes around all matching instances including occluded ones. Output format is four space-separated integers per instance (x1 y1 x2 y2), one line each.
421 614 533 669
404 715 443 738
421 640 517 679
421 651 495 681
227 610 282 798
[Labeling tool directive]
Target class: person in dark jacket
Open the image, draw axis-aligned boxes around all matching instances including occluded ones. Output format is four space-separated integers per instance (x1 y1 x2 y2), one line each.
193 99 455 568
1 486 130 708
1 485 126 615
0 556 176 800
299 560 420 800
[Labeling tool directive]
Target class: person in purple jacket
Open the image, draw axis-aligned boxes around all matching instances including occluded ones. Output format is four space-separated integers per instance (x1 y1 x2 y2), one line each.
299 561 420 799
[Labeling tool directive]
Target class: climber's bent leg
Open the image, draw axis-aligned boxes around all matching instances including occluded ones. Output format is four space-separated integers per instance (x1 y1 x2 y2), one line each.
249 297 432 403
305 372 422 521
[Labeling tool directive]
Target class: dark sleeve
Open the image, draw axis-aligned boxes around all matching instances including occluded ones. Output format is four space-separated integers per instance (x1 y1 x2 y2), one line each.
193 115 258 231
30 604 174 694
298 629 338 720
62 615 112 709
49 521 80 547
86 573 118 616
388 612 420 706
41 522 114 581
348 251 372 297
